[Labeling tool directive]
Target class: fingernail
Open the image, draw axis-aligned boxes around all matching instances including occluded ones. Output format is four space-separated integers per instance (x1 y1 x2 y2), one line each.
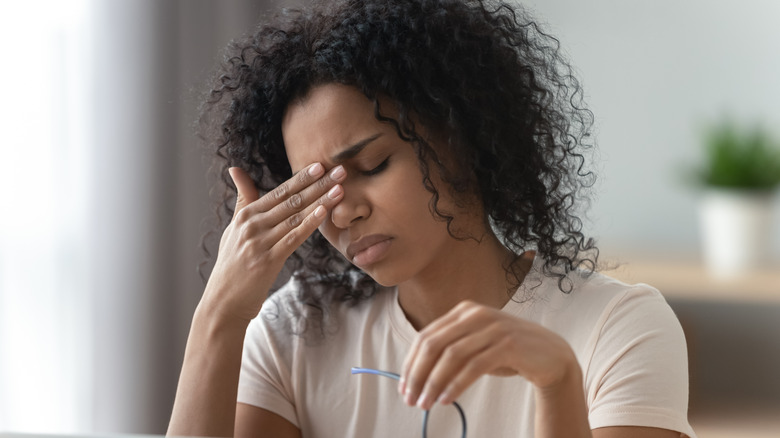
308 162 324 176
313 205 326 218
404 391 415 406
416 392 431 410
329 165 345 180
327 185 342 199
397 377 405 395
437 389 452 405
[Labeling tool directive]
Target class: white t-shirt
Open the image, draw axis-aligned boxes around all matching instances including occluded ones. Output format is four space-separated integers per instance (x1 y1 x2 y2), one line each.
238 258 696 437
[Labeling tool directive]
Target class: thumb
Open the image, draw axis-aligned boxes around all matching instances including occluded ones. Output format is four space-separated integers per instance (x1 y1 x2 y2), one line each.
228 167 260 219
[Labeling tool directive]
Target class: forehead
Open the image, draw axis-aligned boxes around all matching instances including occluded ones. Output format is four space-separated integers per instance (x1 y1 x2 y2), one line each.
282 84 389 173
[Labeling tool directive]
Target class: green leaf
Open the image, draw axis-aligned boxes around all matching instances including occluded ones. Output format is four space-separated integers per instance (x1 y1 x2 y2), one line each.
694 120 780 190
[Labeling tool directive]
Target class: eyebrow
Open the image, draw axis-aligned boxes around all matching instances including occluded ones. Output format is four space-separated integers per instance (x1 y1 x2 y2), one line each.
291 133 384 176
331 133 383 163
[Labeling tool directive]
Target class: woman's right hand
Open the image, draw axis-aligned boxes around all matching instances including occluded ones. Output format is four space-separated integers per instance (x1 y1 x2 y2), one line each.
200 162 346 324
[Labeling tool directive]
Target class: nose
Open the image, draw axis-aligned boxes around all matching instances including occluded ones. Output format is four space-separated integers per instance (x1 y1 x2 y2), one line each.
330 182 371 229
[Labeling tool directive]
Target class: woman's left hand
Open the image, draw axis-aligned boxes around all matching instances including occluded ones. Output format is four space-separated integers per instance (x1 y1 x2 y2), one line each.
399 300 580 410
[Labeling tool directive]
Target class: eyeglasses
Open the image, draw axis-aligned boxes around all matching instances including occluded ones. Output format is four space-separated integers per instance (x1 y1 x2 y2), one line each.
351 367 467 438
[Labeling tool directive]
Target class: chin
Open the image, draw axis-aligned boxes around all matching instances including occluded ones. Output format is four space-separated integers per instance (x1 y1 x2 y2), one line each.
358 264 406 288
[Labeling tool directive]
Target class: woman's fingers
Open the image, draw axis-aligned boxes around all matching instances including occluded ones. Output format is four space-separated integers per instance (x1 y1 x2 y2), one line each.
255 162 325 212
261 167 346 246
400 302 486 407
270 203 329 261
400 300 473 392
417 327 507 409
238 164 346 231
254 163 343 215
225 163 346 251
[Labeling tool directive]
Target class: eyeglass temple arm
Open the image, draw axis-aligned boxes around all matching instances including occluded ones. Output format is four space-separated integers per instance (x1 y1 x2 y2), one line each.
351 367 401 380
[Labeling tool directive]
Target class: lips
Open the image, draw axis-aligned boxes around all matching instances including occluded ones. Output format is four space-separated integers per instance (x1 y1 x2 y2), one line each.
346 234 393 263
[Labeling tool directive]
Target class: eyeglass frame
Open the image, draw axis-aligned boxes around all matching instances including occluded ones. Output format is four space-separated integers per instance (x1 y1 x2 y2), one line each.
350 367 468 438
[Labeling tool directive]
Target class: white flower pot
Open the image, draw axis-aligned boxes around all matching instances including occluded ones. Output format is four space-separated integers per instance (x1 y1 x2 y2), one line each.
699 189 775 278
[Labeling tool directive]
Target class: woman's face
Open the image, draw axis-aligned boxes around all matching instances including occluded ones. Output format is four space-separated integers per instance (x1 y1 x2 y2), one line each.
281 84 482 286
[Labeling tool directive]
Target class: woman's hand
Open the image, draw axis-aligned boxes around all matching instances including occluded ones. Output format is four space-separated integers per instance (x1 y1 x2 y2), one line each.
398 300 580 411
200 163 347 324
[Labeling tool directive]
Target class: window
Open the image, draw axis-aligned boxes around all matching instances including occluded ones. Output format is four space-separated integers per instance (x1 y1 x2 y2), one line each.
0 0 93 432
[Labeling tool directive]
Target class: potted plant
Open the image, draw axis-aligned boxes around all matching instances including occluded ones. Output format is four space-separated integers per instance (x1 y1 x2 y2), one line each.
690 120 780 277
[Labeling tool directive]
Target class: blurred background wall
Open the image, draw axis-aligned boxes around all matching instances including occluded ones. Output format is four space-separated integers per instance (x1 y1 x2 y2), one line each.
528 0 780 257
0 0 294 433
0 0 778 435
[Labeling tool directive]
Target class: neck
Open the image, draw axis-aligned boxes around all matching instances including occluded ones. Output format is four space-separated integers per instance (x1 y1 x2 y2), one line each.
396 234 533 330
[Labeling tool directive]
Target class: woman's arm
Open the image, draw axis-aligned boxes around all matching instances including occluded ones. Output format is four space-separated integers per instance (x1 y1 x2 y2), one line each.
167 165 346 437
167 304 250 436
168 305 303 438
533 357 591 438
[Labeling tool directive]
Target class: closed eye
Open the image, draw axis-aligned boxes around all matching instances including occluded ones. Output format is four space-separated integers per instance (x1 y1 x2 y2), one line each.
360 157 390 176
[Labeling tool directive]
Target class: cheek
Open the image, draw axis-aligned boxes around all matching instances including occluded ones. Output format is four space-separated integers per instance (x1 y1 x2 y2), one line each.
317 223 339 249
382 187 444 239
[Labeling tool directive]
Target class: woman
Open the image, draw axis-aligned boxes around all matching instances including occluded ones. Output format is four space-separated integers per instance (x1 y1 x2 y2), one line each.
168 0 696 437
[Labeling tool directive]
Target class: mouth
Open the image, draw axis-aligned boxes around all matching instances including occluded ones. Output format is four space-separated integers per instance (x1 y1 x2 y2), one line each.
346 234 394 267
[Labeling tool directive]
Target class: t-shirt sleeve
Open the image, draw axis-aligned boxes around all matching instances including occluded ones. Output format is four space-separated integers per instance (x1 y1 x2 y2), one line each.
237 298 299 428
585 286 697 438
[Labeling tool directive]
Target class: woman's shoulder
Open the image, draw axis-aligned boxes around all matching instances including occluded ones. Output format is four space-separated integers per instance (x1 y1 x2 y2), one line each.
521 257 666 306
515 258 677 342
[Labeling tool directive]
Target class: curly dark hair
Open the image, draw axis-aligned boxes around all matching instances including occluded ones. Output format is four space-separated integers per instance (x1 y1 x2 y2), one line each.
199 0 598 326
